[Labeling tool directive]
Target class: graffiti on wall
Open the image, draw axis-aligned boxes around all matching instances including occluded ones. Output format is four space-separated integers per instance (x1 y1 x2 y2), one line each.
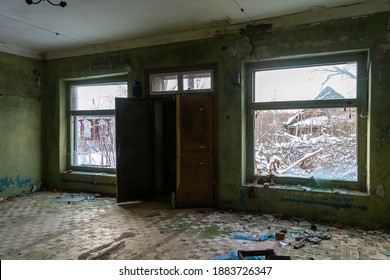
0 176 32 193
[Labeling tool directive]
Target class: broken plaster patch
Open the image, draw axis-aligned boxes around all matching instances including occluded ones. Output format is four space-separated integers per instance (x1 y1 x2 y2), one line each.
339 35 349 43
375 185 385 198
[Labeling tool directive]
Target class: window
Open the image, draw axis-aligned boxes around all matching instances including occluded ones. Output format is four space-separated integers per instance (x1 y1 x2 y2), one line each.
149 70 213 95
69 80 127 169
150 73 178 93
182 71 212 91
246 52 368 191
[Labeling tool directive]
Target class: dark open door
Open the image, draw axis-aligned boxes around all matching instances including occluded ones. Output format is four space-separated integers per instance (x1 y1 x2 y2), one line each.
115 98 152 203
176 94 214 207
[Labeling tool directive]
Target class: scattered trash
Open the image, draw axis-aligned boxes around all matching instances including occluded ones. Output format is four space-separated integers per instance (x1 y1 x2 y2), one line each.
274 213 284 219
276 232 285 240
294 240 305 249
298 221 312 227
30 182 41 193
229 232 276 241
382 250 390 256
114 231 135 242
308 237 322 244
79 230 135 260
210 250 240 260
53 192 113 204
279 241 289 247
54 193 93 203
209 250 265 260
263 214 275 222
335 223 343 228
87 240 125 260
210 249 290 260
240 215 252 221
289 228 332 249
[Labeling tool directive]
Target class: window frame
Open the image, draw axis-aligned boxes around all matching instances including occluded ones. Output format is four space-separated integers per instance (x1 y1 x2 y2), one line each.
149 70 213 96
245 51 368 191
66 76 128 173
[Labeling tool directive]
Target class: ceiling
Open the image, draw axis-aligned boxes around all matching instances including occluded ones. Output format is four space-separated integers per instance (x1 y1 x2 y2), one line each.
0 0 389 59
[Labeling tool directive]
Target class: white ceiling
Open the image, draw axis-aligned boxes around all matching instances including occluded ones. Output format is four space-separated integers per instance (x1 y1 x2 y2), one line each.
0 0 389 59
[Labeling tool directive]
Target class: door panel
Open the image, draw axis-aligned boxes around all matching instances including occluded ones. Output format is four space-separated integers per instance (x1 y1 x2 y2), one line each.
180 158 210 193
177 94 214 207
180 98 211 141
115 98 152 203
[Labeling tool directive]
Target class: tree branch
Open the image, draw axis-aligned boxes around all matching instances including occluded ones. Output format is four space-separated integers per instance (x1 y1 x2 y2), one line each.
278 148 323 174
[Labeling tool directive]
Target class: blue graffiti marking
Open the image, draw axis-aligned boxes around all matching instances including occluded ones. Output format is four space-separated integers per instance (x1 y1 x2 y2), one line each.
381 125 390 140
285 197 366 210
0 176 32 192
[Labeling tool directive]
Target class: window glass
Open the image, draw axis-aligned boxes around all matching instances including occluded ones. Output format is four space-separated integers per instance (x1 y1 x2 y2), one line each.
73 116 117 168
255 62 357 102
254 108 357 183
183 71 212 91
248 52 367 189
71 83 127 110
70 81 127 169
150 74 178 93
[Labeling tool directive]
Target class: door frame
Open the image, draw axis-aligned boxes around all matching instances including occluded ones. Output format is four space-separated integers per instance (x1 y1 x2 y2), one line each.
145 64 219 207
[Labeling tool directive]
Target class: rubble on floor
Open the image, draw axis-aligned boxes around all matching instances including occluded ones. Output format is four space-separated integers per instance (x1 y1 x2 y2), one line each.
0 191 390 260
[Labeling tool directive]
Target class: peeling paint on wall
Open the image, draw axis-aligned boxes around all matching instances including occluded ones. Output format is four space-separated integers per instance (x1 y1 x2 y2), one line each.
0 176 32 193
375 185 385 198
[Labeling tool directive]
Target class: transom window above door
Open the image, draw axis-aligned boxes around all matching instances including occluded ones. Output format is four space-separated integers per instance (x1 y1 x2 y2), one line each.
149 70 213 95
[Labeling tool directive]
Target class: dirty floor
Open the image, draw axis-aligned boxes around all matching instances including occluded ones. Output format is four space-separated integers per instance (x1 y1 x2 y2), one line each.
1 191 390 260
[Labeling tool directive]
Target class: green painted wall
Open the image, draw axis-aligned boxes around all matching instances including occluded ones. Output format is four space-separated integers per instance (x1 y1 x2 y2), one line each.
22 11 390 227
0 52 44 196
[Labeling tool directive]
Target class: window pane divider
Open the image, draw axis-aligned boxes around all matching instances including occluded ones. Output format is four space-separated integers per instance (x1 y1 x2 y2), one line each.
252 98 359 110
70 109 115 116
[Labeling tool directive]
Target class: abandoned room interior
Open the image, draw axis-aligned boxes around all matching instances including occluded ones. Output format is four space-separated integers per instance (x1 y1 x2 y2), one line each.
1 0 390 261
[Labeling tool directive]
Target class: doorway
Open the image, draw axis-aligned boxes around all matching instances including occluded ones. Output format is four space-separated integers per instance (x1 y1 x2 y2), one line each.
153 98 176 198
116 65 217 207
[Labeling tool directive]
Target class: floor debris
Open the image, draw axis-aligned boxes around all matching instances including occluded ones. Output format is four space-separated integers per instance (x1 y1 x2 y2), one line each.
54 193 94 203
87 240 125 260
210 250 266 260
230 232 276 241
1 191 390 260
382 250 390 256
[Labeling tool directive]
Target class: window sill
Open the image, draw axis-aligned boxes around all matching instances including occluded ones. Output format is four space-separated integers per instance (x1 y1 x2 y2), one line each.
243 183 369 197
61 171 116 185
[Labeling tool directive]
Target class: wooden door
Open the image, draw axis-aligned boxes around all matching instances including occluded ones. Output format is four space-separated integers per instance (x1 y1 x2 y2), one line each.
176 94 214 207
115 98 152 203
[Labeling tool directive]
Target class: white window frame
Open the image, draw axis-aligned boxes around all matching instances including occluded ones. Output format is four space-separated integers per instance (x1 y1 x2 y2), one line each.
149 70 213 95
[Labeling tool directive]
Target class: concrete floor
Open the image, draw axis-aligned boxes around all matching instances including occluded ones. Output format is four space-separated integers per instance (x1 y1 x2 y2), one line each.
1 191 390 260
